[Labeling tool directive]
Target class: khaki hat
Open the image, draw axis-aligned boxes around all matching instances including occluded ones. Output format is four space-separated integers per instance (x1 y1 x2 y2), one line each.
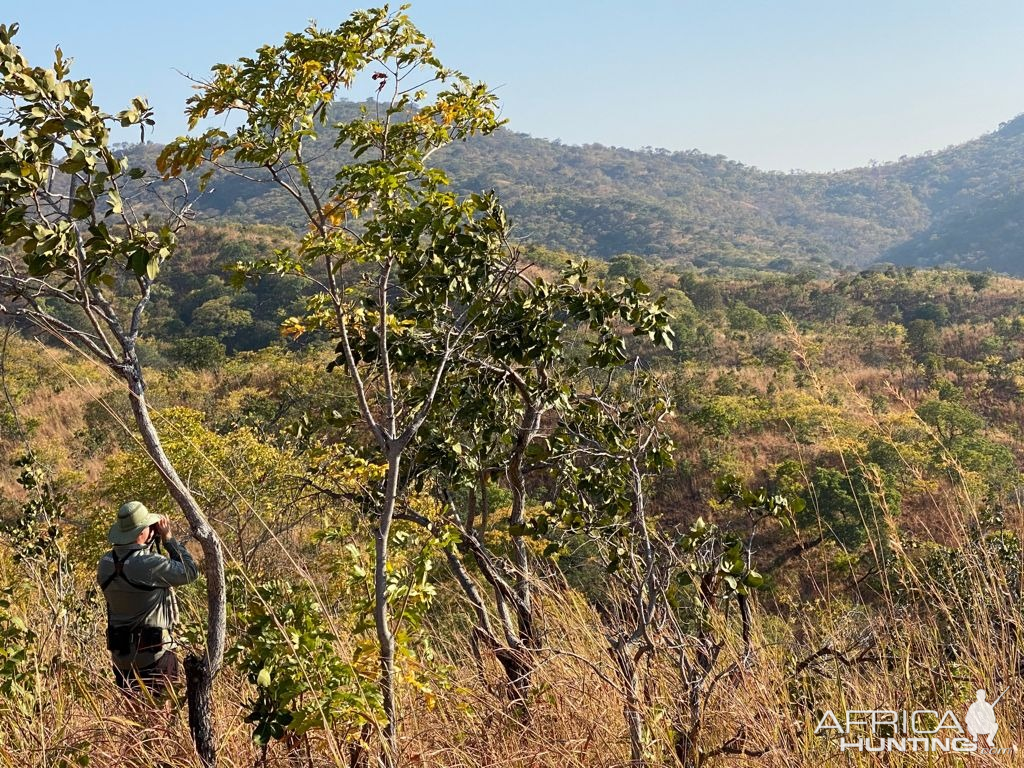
108 501 161 545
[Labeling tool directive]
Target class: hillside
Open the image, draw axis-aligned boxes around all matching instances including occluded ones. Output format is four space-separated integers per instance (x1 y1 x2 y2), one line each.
5 239 1024 765
130 103 1024 275
6 12 1024 766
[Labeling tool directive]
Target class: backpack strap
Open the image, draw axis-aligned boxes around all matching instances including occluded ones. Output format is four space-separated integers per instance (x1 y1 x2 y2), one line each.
100 548 163 593
99 549 120 591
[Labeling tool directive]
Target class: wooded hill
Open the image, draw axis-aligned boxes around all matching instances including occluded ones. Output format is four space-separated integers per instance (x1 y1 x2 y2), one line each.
126 103 1024 275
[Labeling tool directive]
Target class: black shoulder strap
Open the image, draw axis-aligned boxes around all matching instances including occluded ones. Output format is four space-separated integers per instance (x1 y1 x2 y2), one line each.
100 549 163 592
99 549 120 591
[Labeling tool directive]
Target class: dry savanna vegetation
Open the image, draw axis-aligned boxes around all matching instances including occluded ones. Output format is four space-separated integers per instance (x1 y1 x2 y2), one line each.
1 6 1024 768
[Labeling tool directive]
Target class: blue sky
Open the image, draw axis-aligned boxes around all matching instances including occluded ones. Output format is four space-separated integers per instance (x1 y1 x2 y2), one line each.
7 1 1024 171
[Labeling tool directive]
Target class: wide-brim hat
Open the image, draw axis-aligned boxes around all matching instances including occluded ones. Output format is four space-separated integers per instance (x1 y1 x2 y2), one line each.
108 501 160 545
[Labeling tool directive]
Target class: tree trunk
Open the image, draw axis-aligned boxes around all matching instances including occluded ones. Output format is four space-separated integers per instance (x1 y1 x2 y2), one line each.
611 640 646 767
459 530 534 710
491 646 531 711
674 681 704 768
184 654 217 768
507 407 537 647
127 370 226 765
348 723 373 768
502 403 540 709
374 452 401 767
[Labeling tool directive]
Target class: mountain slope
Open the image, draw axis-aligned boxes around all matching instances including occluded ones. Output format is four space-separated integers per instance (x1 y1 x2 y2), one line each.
136 103 1024 274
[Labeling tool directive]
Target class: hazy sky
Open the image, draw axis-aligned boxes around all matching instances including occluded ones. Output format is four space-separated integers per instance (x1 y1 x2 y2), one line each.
8 1 1024 171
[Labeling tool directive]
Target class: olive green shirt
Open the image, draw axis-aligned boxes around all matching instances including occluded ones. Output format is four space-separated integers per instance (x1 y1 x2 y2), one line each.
96 538 199 669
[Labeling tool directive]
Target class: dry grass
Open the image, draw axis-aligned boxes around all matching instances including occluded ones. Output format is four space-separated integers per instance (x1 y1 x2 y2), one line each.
3 292 1024 765
6 509 1024 768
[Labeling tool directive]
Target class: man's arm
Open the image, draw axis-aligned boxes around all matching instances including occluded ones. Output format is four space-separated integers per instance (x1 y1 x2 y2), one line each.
142 516 200 587
160 537 200 585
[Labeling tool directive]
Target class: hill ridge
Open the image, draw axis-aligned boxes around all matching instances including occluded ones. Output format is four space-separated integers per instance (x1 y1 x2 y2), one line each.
129 101 1024 275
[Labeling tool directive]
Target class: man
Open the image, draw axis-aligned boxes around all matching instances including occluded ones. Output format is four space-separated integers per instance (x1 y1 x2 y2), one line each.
97 500 199 695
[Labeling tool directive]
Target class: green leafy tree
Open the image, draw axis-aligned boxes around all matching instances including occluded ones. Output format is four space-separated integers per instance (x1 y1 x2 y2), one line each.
669 477 798 766
157 8 675 756
0 26 225 765
916 398 985 444
726 302 767 333
800 464 898 551
916 398 1020 495
155 6 514 760
170 336 227 370
966 271 994 292
0 587 37 741
407 264 673 711
544 369 674 766
682 279 724 312
905 318 941 362
190 296 255 347
227 578 382 760
607 253 651 282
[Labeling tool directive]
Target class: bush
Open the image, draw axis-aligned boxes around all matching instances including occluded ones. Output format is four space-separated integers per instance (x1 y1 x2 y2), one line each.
800 463 900 549
227 578 381 747
170 336 227 370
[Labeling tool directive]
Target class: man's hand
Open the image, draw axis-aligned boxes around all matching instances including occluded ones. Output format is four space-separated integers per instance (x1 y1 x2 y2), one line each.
153 515 173 541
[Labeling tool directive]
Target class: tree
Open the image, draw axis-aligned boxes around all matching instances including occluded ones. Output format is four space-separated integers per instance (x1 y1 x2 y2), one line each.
157 8 675 760
800 464 898 551
916 399 985 445
905 318 941 362
916 398 1020 495
154 7 509 762
657 477 799 766
909 301 950 326
546 368 674 766
726 302 767 333
189 296 255 348
415 265 673 712
966 271 994 292
170 336 227 370
0 26 224 765
607 253 651 282
682 279 724 312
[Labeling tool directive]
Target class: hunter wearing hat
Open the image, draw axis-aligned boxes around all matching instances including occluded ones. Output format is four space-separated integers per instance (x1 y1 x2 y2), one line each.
97 501 198 694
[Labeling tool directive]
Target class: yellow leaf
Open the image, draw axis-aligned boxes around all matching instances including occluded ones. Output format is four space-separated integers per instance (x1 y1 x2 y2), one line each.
280 317 306 340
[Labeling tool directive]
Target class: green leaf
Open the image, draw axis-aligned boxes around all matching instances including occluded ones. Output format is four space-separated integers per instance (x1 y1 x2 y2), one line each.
256 667 272 687
69 199 91 220
107 187 122 215
59 152 88 175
